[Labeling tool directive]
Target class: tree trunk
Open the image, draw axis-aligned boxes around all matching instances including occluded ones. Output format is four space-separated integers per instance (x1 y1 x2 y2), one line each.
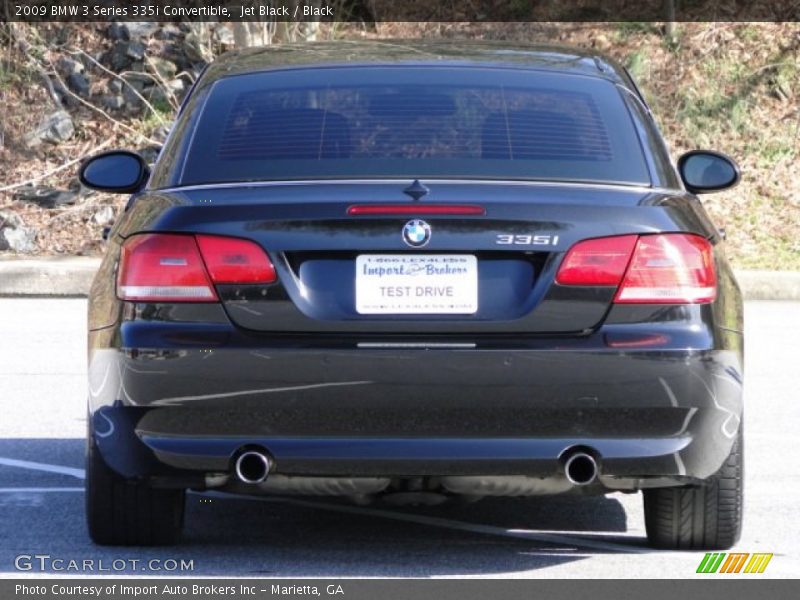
233 1 321 48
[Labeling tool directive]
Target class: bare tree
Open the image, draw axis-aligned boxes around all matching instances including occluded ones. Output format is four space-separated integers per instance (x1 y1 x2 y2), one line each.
663 0 677 42
232 1 321 48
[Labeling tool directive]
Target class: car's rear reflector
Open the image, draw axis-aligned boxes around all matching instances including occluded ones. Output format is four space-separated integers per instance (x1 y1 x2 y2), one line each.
196 235 276 284
615 234 716 304
117 234 276 302
556 233 716 304
347 204 485 216
555 235 638 286
117 234 217 302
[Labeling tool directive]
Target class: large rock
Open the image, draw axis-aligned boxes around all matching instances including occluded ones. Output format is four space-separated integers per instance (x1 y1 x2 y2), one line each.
121 72 150 90
126 22 159 40
1 226 36 253
0 209 23 230
66 72 91 97
155 24 181 41
23 111 74 147
125 41 147 62
107 22 127 41
100 94 125 110
106 40 147 71
51 80 80 108
108 22 158 41
148 79 186 105
57 56 84 76
122 85 144 113
13 185 78 208
108 79 123 94
149 57 178 79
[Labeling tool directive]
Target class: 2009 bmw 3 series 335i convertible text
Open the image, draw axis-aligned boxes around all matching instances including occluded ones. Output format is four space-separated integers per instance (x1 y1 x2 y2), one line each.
80 41 744 549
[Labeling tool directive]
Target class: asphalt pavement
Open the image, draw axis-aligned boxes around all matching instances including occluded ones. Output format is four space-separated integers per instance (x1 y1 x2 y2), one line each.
0 299 797 578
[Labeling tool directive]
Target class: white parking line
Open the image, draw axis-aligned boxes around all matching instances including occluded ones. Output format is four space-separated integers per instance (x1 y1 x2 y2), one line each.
0 487 84 492
0 457 648 554
0 457 85 480
201 491 650 554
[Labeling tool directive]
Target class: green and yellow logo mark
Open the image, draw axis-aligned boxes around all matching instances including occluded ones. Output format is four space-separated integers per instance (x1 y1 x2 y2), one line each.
696 552 773 574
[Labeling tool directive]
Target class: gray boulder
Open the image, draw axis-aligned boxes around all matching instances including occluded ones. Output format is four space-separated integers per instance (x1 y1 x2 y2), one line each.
13 185 78 208
126 22 159 40
23 111 75 147
107 22 127 41
149 57 178 79
125 41 147 62
67 72 91 97
1 226 36 253
100 95 125 110
106 40 147 71
155 24 181 41
0 209 23 230
57 57 84 76
108 79 123 94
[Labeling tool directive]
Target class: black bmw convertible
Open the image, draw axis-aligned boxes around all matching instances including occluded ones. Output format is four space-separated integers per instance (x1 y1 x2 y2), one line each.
80 40 744 549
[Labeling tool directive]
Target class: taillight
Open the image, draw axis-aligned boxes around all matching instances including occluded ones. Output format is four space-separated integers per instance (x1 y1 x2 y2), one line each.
195 235 276 284
117 234 217 302
556 233 716 304
615 234 716 304
555 235 637 286
117 234 275 302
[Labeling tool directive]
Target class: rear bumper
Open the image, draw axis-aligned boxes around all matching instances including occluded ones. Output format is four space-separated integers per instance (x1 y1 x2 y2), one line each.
88 310 744 491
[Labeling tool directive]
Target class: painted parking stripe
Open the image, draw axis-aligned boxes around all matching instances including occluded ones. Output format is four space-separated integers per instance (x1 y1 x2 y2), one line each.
0 487 84 492
201 491 649 554
0 457 85 480
0 456 646 554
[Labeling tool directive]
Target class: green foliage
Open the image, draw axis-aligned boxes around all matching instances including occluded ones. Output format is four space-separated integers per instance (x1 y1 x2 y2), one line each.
625 50 649 82
0 60 31 89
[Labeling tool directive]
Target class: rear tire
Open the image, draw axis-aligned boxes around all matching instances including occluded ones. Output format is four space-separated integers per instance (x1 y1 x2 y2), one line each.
643 427 743 550
86 440 185 546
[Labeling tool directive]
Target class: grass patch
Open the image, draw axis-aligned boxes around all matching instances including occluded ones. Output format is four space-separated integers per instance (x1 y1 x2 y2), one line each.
0 60 32 89
625 49 649 82
134 99 176 138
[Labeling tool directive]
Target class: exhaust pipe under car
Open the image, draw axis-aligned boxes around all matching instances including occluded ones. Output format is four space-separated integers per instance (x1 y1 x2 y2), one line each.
234 450 272 484
563 451 599 486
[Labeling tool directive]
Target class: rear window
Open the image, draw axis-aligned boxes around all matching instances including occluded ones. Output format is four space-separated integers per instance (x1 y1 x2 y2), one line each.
179 67 649 186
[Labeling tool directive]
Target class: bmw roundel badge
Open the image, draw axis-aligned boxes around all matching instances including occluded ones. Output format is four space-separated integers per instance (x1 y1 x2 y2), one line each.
402 219 432 248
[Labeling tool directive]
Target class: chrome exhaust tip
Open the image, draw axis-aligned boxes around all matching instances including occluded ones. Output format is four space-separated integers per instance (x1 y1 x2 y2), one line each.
564 452 598 486
234 450 272 484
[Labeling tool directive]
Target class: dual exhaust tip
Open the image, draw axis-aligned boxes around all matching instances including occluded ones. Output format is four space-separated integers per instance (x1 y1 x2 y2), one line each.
234 447 598 487
234 450 272 484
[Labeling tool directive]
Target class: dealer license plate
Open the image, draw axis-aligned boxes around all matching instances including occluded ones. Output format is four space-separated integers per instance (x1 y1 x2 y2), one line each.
355 255 478 315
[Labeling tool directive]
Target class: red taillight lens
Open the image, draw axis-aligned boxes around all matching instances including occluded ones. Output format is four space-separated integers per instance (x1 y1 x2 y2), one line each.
117 234 217 302
555 235 637 286
117 234 276 302
615 234 716 304
556 233 717 304
195 235 276 284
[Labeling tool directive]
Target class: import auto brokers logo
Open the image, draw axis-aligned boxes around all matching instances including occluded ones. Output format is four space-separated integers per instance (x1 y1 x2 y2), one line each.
696 552 773 574
402 219 431 248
